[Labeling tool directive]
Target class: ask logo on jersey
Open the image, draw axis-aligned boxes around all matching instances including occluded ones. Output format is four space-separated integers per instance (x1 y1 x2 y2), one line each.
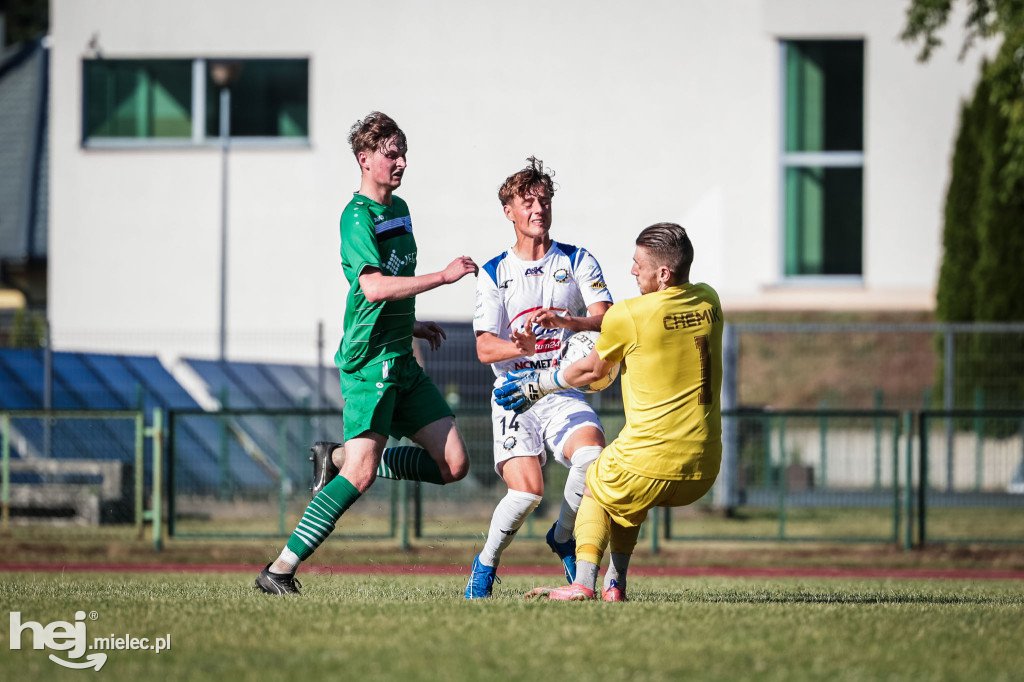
524 266 544 277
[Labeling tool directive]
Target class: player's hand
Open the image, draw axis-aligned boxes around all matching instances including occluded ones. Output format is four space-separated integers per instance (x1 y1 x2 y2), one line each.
413 320 446 351
524 307 568 330
494 369 544 414
510 327 537 356
494 368 568 414
441 256 479 284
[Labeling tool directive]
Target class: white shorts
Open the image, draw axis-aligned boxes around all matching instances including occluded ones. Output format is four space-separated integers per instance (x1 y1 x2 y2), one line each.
490 387 603 473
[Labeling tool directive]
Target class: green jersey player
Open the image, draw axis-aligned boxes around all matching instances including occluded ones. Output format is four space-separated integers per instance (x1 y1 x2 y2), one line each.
256 112 478 595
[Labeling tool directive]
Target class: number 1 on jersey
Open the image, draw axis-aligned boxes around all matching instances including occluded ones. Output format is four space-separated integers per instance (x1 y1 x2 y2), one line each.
694 334 712 405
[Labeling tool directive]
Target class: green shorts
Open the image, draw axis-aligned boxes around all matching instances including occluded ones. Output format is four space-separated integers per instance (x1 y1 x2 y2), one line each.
339 353 454 442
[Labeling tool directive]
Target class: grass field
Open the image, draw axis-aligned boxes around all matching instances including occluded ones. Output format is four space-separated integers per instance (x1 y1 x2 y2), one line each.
2 571 1023 682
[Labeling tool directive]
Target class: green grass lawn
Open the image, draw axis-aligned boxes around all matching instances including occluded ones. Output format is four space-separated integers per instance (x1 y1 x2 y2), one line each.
2 572 1022 682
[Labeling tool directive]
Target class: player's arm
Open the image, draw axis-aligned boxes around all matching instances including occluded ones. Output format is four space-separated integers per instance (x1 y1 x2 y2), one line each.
359 257 478 303
558 347 617 388
493 347 616 413
527 301 610 333
476 330 535 364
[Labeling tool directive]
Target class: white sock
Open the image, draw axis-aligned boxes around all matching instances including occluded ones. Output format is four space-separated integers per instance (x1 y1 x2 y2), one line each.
575 560 600 592
273 547 301 573
479 489 543 567
554 446 602 543
604 552 631 591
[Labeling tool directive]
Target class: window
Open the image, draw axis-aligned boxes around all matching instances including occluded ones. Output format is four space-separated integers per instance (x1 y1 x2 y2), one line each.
84 60 193 139
82 58 309 145
782 40 864 277
205 60 308 138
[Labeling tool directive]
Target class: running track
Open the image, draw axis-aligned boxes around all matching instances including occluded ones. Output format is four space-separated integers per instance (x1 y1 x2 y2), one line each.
1 563 1022 580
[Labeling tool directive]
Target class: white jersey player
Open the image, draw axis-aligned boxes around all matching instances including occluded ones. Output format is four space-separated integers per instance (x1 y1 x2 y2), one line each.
465 157 612 599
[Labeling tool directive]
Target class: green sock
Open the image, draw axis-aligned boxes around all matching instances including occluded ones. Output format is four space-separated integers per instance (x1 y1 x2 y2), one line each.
379 445 446 485
285 475 360 560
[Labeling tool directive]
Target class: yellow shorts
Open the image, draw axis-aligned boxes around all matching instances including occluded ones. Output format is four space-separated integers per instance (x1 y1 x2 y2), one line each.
585 446 719 528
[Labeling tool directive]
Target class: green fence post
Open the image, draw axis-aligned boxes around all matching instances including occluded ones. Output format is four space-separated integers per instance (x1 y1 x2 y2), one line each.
152 408 163 552
135 411 144 538
277 417 288 536
916 411 926 549
778 417 787 540
218 388 230 501
891 413 900 544
413 482 422 539
389 480 397 538
904 412 914 551
974 387 984 492
1 414 9 528
818 401 827 488
399 479 409 551
650 505 660 555
873 389 884 489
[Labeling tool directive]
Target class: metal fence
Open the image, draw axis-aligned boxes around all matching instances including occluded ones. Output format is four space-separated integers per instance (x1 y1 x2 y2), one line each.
916 410 1024 545
677 409 907 544
4 319 1024 550
0 409 159 535
728 321 1024 411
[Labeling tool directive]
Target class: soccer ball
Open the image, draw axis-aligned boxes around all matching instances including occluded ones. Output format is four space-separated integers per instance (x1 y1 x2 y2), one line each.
559 331 620 392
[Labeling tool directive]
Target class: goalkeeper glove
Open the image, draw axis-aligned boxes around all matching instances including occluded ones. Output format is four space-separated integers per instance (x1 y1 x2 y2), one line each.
493 368 570 414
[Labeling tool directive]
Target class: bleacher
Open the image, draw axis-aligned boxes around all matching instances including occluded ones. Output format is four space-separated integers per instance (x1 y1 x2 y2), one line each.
0 349 343 521
182 358 343 486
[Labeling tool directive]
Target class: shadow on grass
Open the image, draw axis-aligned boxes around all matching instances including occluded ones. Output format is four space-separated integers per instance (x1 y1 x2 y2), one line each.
641 590 1024 605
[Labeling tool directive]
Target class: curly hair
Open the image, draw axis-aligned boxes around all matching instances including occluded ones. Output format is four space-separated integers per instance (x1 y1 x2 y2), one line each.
498 156 556 206
347 111 407 159
635 222 694 281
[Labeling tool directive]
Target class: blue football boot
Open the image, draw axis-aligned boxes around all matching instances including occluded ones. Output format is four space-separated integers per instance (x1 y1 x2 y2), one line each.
464 554 499 599
545 522 577 584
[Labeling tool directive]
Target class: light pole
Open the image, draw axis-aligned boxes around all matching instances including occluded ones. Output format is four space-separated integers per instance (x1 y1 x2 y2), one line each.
210 61 242 362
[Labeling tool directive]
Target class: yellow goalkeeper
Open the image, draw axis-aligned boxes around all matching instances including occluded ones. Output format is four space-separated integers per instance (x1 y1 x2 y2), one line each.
494 222 723 601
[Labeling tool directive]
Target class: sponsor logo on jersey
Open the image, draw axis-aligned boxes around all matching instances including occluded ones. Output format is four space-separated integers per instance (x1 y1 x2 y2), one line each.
373 214 386 223
384 250 417 275
524 266 544 277
513 358 555 370
590 280 607 290
662 306 722 330
553 268 570 283
534 338 561 354
502 436 517 450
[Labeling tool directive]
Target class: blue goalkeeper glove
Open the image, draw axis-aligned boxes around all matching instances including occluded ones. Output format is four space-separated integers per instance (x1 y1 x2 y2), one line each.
493 368 570 414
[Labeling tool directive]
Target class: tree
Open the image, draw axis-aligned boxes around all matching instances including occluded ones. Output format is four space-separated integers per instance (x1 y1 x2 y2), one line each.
906 1 1024 410
903 0 1024 60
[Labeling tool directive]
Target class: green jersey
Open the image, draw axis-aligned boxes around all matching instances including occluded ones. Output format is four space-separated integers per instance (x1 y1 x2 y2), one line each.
336 193 418 372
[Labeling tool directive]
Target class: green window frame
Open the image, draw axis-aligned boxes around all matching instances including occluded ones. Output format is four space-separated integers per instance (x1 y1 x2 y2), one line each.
82 58 309 146
781 40 864 278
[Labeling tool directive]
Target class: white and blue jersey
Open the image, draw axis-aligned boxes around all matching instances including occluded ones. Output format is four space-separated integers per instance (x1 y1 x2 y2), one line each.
473 241 613 378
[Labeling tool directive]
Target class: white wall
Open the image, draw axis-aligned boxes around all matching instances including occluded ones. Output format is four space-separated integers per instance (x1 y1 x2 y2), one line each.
48 0 991 362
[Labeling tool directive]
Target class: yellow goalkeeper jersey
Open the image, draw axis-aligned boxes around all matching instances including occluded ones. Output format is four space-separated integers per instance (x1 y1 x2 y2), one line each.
594 282 724 480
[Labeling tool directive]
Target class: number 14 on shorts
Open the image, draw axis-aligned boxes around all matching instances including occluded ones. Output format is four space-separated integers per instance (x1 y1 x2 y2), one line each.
499 414 520 435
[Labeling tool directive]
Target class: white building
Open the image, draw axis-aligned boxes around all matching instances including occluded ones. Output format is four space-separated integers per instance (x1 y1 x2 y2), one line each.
47 0 992 363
